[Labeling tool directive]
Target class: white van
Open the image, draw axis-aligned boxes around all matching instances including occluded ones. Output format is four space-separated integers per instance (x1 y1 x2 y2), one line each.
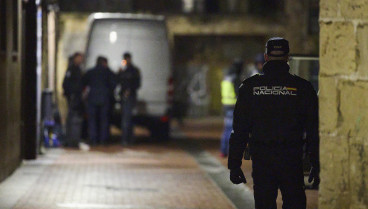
85 13 172 140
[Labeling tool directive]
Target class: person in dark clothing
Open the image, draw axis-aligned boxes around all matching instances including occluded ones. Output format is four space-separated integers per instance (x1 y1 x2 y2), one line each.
228 37 320 209
220 59 243 157
118 52 141 145
83 56 116 145
63 52 84 147
245 53 265 79
63 52 84 112
228 58 243 97
254 53 265 72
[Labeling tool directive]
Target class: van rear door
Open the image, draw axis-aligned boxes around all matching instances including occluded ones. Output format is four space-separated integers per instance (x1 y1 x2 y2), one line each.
85 16 171 116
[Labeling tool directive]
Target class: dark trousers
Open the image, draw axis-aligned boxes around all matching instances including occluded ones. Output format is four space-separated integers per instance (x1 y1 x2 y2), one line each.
87 102 110 144
251 146 306 209
65 109 82 147
121 96 136 144
65 97 83 147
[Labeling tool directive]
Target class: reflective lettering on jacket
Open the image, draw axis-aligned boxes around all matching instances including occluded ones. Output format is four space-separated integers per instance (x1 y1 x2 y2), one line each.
253 86 297 96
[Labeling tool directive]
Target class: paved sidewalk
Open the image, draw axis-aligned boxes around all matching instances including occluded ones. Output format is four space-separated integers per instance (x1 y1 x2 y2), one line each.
0 118 318 209
0 144 237 209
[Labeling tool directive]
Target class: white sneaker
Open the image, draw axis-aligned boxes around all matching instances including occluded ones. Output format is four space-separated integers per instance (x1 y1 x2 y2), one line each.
79 142 90 151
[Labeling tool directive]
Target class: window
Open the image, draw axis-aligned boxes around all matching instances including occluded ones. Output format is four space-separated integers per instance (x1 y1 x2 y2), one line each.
0 0 6 52
249 0 285 16
289 56 319 91
308 0 319 35
12 0 18 52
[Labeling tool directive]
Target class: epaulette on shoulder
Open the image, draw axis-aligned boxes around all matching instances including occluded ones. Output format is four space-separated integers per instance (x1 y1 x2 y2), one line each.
239 74 261 89
242 74 261 84
292 74 310 84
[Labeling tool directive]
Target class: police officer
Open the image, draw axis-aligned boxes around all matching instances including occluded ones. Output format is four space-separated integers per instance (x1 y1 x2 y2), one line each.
118 52 141 145
63 52 84 147
228 37 320 209
63 52 84 111
83 56 116 145
220 59 243 157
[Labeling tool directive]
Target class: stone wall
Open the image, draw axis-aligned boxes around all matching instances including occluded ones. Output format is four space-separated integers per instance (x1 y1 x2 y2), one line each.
319 0 368 208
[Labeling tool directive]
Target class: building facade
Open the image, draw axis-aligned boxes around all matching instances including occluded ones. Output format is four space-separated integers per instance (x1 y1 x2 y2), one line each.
0 0 58 182
0 0 26 182
55 0 319 118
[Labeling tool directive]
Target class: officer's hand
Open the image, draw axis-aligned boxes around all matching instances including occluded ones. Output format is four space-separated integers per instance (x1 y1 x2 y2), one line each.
230 167 247 184
308 166 320 188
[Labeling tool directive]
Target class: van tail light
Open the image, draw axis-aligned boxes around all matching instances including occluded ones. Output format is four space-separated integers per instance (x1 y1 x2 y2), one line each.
160 116 170 123
167 77 174 105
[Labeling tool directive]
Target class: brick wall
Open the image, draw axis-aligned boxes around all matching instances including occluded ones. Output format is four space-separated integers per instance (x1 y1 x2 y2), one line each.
319 0 368 208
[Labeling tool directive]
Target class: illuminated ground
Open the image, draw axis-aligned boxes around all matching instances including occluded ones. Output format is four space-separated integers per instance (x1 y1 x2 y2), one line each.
0 118 317 209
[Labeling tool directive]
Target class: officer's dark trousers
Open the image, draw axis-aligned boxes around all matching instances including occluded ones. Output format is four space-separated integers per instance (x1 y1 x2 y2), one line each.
65 97 83 147
121 96 136 144
251 145 306 209
87 102 110 144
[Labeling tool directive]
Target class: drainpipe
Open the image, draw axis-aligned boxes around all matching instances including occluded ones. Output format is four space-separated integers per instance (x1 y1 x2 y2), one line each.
35 0 42 154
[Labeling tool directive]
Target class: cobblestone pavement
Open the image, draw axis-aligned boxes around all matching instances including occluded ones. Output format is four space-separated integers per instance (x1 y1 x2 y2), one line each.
1 143 236 209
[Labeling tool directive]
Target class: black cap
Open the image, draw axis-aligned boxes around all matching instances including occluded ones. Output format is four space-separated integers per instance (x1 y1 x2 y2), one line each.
265 37 289 57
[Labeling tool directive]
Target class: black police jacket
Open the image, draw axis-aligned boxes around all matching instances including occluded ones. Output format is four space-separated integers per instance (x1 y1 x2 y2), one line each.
118 64 141 98
63 64 83 98
228 60 319 170
63 64 84 112
83 65 117 106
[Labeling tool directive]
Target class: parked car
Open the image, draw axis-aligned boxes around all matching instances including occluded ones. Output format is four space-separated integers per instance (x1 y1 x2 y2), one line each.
85 13 172 140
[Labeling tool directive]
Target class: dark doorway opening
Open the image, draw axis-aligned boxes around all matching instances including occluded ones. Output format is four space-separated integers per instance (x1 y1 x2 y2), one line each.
22 0 38 159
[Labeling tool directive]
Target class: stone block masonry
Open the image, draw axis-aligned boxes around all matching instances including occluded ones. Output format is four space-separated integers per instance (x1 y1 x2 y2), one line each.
319 0 368 208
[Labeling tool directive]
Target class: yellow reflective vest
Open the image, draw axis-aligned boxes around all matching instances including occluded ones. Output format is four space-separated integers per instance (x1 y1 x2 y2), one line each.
221 80 237 106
